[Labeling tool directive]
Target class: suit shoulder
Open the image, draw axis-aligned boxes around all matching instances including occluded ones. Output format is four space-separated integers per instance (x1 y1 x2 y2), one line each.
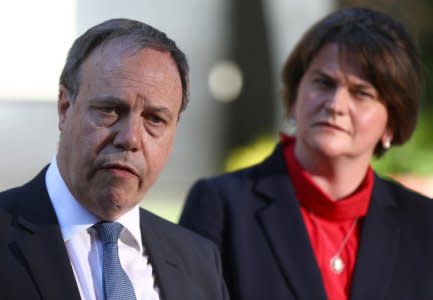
201 164 256 184
140 208 217 249
0 185 26 212
378 176 433 209
192 145 283 189
190 162 264 197
0 167 48 213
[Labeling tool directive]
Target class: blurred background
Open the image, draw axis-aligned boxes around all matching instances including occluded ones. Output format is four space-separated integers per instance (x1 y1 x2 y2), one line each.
0 0 432 222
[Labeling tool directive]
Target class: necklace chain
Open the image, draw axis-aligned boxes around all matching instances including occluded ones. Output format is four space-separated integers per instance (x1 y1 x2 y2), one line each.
310 213 358 274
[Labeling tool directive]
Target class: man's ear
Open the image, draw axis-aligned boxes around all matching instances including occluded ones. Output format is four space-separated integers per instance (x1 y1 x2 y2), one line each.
58 85 72 131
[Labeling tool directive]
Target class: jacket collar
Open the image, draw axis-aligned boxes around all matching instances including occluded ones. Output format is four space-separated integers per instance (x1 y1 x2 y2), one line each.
253 145 328 300
349 175 400 300
11 166 81 300
139 209 194 300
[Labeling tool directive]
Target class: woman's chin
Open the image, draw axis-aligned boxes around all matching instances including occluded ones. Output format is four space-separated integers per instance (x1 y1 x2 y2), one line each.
307 138 351 159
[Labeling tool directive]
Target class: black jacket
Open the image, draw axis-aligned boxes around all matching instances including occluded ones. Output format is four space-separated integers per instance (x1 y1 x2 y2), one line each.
180 144 433 300
0 166 229 300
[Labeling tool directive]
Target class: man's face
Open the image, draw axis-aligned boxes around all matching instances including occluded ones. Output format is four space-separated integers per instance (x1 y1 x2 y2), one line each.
57 42 182 220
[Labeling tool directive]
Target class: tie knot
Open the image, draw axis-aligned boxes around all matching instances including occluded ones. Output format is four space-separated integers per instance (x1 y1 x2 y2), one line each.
94 222 123 244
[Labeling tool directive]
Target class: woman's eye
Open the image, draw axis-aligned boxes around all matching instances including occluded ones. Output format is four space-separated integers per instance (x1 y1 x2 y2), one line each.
358 91 370 97
313 77 333 89
354 89 374 100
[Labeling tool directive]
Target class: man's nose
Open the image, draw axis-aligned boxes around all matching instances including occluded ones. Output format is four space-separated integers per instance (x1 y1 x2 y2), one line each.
113 116 141 151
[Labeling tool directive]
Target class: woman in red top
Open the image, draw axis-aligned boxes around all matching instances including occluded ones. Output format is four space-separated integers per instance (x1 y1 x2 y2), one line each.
180 7 432 300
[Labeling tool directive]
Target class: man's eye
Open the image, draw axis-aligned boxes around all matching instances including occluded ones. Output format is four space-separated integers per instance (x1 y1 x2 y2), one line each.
144 113 169 137
147 114 165 125
99 107 118 115
91 106 119 126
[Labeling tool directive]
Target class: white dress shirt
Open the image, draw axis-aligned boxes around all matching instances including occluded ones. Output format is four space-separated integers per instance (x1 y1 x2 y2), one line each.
45 158 160 300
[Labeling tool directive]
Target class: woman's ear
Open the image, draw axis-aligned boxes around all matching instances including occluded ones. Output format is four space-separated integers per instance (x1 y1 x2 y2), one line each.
381 129 394 149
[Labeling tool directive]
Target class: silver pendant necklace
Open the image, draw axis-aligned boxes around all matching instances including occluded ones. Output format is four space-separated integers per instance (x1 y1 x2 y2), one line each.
310 213 358 274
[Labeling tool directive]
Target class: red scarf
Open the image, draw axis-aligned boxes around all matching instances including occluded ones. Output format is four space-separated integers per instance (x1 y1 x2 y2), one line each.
281 135 373 300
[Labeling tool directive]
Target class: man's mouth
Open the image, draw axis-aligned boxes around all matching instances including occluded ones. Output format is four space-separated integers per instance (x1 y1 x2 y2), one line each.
100 162 139 178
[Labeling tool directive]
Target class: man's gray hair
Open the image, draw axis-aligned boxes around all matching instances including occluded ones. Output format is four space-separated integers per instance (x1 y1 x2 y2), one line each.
59 18 189 112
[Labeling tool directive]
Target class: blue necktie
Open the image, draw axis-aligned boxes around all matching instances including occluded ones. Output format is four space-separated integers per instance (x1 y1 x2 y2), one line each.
94 222 137 300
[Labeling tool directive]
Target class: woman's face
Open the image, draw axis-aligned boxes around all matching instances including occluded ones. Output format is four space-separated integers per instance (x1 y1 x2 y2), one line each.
293 43 392 163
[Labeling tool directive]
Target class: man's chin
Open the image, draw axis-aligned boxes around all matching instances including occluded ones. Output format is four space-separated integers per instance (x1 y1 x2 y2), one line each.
92 202 134 221
86 190 142 220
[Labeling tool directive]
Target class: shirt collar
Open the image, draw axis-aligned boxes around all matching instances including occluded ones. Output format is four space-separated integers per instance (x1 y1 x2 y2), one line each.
45 157 143 252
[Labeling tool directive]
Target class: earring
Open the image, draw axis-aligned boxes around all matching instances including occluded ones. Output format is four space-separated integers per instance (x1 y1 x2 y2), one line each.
383 137 391 149
281 117 296 136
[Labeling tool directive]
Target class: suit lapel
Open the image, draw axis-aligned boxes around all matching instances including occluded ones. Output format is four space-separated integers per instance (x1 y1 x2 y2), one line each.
10 168 81 300
254 146 327 300
139 210 187 300
350 176 400 300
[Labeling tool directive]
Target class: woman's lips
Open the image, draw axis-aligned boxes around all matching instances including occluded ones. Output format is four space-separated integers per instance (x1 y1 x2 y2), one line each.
314 121 348 133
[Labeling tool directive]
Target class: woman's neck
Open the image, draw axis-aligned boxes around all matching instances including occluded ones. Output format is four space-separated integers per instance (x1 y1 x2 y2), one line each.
294 145 371 200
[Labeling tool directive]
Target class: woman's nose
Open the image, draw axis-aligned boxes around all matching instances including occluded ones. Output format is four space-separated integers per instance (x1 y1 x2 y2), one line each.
323 87 349 115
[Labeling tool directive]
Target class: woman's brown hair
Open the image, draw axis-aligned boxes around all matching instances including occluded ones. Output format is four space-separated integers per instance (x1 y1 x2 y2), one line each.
282 7 422 156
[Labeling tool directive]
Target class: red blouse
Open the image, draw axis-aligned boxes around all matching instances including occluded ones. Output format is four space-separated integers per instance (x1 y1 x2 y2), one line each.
281 135 374 300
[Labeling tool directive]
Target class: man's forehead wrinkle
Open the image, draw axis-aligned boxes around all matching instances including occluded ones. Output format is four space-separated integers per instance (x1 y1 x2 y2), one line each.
90 42 175 83
101 69 177 98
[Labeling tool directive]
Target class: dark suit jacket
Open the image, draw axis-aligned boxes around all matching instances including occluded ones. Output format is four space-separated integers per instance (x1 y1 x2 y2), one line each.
0 167 229 300
180 144 433 300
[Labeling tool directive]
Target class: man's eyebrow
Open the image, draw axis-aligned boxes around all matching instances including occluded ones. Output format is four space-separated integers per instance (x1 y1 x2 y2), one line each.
89 97 175 118
88 96 125 105
147 106 174 119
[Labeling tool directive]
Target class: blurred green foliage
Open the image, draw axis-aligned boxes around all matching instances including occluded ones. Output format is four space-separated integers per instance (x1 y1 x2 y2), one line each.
224 135 276 172
372 113 433 176
141 200 183 223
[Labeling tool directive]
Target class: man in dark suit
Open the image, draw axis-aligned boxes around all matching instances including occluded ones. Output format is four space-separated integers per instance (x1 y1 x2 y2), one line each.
0 18 228 300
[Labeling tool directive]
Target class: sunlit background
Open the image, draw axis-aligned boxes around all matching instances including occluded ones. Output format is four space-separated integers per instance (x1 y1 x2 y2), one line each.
1 0 432 222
